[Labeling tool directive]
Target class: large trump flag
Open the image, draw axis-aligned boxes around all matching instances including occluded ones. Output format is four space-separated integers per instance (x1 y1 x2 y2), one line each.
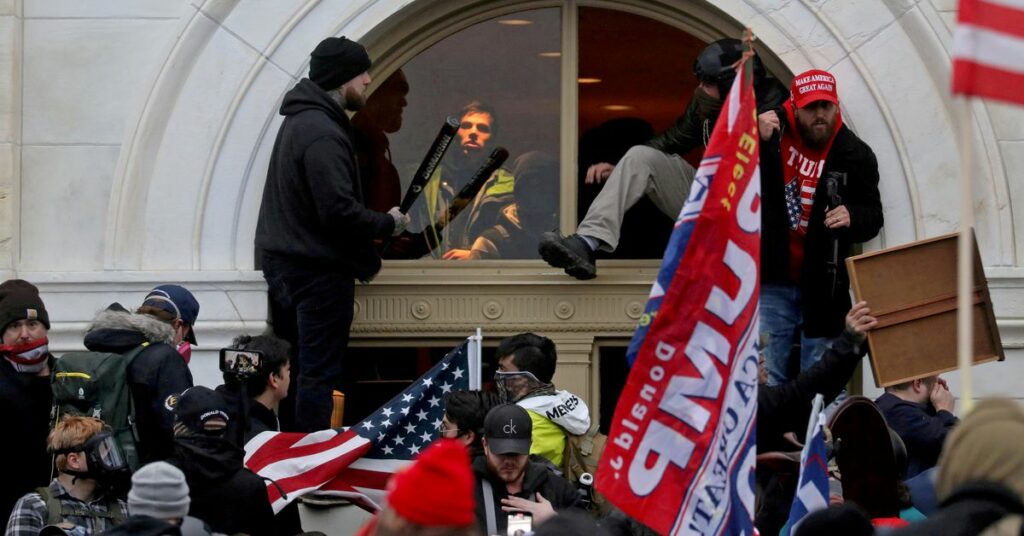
596 48 761 535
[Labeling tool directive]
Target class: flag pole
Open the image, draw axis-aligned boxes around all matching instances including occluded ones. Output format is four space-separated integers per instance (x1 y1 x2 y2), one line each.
470 327 483 390
956 96 975 413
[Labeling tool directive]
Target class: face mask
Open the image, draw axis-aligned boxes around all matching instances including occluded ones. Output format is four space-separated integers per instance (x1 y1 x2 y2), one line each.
694 88 724 122
177 341 192 365
0 337 50 373
53 429 131 493
494 370 545 403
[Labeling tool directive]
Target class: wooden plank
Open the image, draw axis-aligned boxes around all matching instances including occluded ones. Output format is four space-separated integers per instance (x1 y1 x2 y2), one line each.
845 232 1004 387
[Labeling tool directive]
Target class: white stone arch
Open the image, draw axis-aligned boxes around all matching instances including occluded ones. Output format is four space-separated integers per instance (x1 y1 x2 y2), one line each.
104 0 1019 273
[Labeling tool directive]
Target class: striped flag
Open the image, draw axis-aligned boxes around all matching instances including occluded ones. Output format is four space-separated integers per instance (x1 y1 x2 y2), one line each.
597 48 760 535
244 341 473 513
782 395 829 536
952 0 1024 105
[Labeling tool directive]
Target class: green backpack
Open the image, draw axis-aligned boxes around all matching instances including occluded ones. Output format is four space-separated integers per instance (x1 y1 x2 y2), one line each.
51 344 148 471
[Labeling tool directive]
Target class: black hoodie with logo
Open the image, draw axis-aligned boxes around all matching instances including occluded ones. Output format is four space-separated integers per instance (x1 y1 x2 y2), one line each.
169 435 274 536
255 78 394 280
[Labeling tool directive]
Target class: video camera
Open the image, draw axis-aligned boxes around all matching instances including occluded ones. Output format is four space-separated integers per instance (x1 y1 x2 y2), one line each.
219 348 264 380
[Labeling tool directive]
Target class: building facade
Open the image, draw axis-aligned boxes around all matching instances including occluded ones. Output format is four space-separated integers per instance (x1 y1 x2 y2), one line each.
2 0 1023 408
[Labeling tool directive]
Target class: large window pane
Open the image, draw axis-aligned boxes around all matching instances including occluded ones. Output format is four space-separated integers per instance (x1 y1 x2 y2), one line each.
354 8 561 261
577 8 706 258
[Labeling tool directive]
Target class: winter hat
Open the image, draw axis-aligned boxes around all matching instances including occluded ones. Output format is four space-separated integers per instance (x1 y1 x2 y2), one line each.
791 69 840 109
385 439 475 527
936 398 1024 501
128 461 191 520
0 279 49 333
309 36 371 91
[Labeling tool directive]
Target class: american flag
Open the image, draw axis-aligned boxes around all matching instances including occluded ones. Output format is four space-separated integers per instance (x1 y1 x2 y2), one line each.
783 395 829 536
244 340 475 513
785 178 804 231
952 0 1024 106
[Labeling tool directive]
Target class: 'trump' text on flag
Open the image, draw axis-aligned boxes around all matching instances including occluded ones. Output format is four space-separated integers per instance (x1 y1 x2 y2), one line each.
596 49 761 536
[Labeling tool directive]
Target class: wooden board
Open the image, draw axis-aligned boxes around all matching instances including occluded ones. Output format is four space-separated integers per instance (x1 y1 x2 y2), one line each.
846 232 1004 387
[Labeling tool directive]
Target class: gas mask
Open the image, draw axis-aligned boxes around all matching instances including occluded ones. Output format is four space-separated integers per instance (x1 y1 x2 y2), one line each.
51 429 130 492
0 337 50 373
494 370 547 403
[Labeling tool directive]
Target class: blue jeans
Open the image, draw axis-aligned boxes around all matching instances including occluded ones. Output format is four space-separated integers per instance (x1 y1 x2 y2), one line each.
759 283 829 386
262 253 355 432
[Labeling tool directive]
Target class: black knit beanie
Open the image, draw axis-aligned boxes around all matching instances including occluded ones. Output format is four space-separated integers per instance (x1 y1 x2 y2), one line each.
309 36 371 91
0 279 50 332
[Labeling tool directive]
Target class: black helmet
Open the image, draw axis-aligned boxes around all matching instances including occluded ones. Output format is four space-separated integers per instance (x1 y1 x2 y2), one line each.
693 38 766 96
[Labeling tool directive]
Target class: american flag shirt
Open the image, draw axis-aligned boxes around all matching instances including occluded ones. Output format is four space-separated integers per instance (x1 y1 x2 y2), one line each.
245 342 472 513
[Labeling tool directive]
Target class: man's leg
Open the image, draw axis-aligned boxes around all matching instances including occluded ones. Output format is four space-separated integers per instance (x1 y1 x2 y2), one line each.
291 273 355 432
758 283 802 386
261 254 300 431
577 145 691 251
540 146 692 279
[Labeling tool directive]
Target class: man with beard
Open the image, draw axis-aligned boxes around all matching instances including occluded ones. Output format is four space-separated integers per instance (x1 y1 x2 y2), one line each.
539 38 789 279
472 404 582 535
256 36 410 432
422 101 516 260
757 69 883 385
0 280 55 526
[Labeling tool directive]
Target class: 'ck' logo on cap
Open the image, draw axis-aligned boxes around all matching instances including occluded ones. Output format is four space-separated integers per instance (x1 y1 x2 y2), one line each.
503 419 518 435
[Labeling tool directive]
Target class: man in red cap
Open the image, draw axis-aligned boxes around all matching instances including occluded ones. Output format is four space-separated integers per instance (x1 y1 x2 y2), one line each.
356 439 480 536
757 69 883 386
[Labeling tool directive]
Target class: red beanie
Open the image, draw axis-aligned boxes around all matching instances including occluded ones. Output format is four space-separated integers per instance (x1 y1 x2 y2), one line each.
385 439 475 527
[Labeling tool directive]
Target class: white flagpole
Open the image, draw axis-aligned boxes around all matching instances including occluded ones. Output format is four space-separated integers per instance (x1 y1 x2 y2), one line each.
468 328 483 390
956 97 975 413
804 394 825 446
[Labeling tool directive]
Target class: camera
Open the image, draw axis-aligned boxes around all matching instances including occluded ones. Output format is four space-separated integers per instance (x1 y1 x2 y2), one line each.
219 348 264 379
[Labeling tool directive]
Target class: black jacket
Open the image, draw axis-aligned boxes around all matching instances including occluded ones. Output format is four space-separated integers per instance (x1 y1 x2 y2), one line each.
100 515 181 536
892 481 1024 536
757 328 867 453
255 78 394 280
472 456 583 534
876 392 959 479
169 435 275 536
216 383 279 446
0 358 54 526
83 307 194 464
760 117 884 337
647 77 790 157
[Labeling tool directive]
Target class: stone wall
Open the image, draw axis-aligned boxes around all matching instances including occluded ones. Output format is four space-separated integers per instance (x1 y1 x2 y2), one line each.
3 0 1021 404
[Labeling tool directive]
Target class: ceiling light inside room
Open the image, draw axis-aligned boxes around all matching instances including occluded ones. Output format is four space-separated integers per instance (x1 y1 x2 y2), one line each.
538 51 561 58
497 19 532 26
601 104 633 111
578 77 602 84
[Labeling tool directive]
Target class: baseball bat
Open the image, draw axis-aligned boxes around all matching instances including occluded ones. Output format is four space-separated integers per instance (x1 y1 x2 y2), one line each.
420 146 510 251
398 116 460 214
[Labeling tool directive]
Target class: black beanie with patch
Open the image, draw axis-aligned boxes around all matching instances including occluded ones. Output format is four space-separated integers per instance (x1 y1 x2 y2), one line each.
309 36 371 91
0 279 50 333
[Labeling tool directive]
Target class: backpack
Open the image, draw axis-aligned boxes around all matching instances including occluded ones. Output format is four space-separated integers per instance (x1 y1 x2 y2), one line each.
51 344 148 471
561 422 610 514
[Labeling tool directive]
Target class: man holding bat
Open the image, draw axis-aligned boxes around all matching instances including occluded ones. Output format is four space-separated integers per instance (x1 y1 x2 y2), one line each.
255 36 410 432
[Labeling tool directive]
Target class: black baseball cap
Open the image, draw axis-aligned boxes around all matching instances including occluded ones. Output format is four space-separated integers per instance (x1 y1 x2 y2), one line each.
484 404 532 455
172 386 229 434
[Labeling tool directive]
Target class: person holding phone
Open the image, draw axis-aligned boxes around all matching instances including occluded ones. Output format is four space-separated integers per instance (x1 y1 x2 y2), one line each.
472 404 583 535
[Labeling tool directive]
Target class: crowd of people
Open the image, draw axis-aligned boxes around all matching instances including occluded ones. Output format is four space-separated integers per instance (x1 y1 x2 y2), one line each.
1 29 1015 536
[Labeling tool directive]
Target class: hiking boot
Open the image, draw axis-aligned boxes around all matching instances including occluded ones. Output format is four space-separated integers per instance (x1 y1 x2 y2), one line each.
538 232 597 280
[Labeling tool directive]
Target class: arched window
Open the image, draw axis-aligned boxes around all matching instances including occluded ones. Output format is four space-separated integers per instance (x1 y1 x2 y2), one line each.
352 4 765 263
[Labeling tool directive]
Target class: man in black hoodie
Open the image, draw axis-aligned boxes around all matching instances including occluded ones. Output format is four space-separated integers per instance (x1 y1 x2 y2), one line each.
255 36 410 432
168 386 274 536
